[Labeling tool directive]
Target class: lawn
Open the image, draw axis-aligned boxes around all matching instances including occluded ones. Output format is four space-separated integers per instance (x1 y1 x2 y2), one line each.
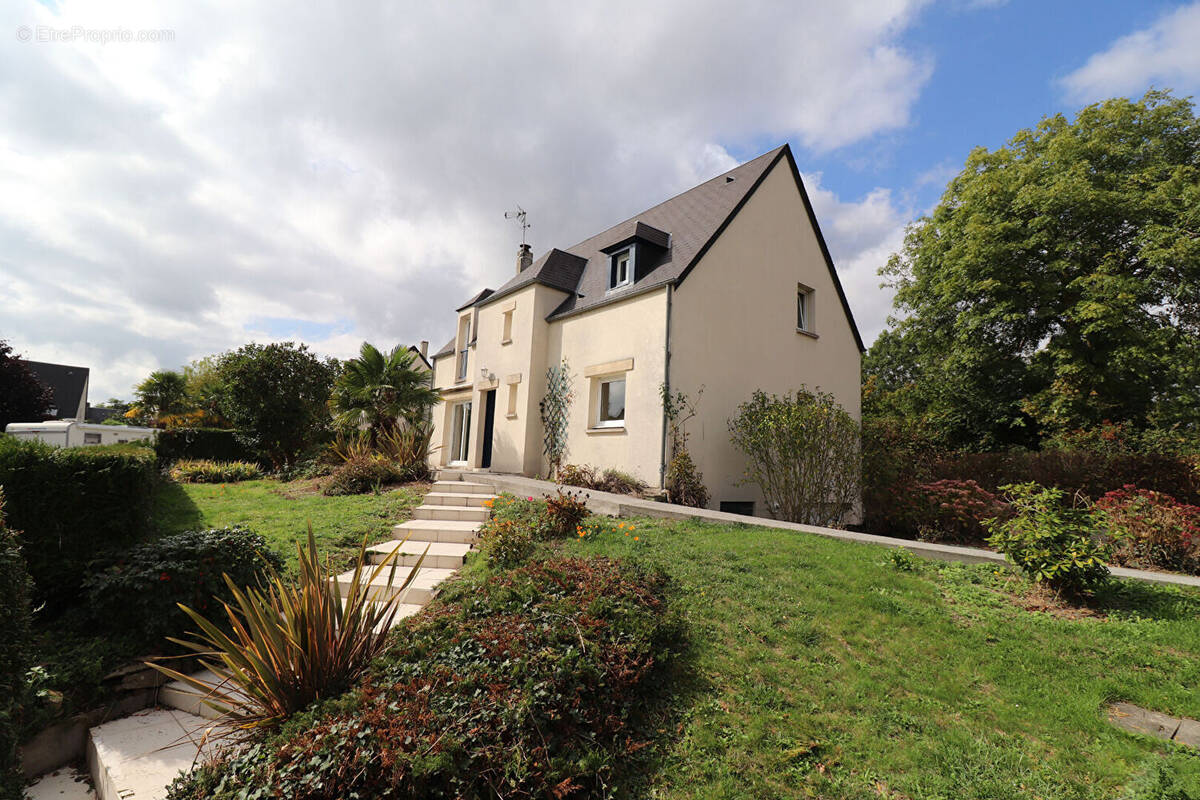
153 477 427 569
546 517 1200 799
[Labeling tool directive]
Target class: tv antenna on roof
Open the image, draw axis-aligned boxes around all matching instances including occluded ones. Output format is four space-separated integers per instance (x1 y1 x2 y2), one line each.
505 205 530 245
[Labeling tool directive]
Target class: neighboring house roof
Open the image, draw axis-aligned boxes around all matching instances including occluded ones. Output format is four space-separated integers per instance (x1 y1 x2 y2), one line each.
407 344 432 371
85 405 120 423
20 360 89 419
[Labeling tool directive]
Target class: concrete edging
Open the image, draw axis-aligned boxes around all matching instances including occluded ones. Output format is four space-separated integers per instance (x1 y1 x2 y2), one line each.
443 470 1200 590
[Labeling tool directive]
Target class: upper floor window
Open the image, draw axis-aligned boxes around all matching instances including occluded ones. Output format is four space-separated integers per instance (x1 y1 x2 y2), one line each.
609 248 633 290
797 283 815 334
501 308 514 344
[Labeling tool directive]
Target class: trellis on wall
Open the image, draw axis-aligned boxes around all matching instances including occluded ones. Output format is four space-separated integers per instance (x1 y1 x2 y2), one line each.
539 359 573 479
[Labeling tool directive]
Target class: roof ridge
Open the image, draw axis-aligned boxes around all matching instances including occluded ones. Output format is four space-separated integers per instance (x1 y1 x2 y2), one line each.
562 145 787 255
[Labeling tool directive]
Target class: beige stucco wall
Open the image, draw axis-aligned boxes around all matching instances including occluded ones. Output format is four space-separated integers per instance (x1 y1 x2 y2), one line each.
544 287 669 486
669 158 863 516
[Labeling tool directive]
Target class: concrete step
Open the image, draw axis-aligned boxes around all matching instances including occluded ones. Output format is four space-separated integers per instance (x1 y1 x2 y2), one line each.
431 480 493 495
26 766 95 799
367 539 473 568
413 504 489 522
393 519 481 544
331 565 457 605
424 491 496 507
158 670 244 721
87 708 223 800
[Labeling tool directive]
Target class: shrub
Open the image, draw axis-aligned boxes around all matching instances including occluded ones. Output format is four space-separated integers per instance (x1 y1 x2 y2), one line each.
544 486 590 538
480 518 535 568
154 428 259 465
892 479 1009 543
984 483 1111 594
150 528 420 731
558 464 647 496
0 438 158 611
665 450 711 508
83 526 284 648
557 463 598 490
165 557 683 800
481 493 552 539
0 490 31 799
169 459 262 483
323 455 409 496
728 388 860 526
1095 486 1200 575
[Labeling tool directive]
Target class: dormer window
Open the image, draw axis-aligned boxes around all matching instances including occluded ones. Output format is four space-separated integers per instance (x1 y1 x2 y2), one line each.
609 248 634 290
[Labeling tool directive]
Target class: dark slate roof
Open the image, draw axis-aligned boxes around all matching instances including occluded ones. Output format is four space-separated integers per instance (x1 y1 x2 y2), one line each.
20 360 88 419
431 336 456 360
455 288 494 312
458 144 864 351
85 405 120 423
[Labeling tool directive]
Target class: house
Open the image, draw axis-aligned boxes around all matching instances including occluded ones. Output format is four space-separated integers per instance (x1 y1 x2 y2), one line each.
19 360 89 420
427 144 864 517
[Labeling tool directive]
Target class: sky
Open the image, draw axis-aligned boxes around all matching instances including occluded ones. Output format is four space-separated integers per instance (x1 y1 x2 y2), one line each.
1 0 1198 401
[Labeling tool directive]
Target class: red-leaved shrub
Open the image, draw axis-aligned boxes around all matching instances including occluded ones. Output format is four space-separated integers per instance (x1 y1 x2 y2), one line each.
1095 486 1200 575
893 479 1010 543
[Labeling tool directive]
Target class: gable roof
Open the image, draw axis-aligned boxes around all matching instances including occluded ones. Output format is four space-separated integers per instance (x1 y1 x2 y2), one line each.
463 144 864 352
20 360 89 419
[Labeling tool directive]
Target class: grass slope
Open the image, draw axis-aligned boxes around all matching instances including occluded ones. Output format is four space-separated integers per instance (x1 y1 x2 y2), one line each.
557 518 1200 799
153 478 426 569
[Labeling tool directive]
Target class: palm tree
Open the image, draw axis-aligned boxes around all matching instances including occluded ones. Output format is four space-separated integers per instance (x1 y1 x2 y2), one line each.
132 369 191 426
330 343 437 445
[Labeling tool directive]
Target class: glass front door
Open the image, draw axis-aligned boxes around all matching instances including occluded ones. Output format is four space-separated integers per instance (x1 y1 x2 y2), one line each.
450 401 472 464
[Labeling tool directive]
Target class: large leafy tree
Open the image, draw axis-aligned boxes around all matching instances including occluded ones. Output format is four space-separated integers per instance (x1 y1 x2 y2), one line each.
216 342 339 468
0 340 53 429
871 90 1200 449
329 343 436 444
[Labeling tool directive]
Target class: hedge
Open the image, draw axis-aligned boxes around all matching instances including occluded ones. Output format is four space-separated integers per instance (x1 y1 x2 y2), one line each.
0 437 159 611
0 490 31 800
154 428 259 466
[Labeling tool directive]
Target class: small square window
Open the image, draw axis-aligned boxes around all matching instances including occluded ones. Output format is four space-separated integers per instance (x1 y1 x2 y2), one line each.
797 284 814 332
83 432 102 445
609 248 633 290
720 501 755 516
597 377 626 427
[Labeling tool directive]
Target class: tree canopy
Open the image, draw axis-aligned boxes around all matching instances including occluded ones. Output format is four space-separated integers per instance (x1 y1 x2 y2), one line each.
0 340 53 430
868 90 1200 449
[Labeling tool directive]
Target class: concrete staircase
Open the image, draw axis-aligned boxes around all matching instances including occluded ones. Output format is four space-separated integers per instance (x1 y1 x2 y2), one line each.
29 478 493 800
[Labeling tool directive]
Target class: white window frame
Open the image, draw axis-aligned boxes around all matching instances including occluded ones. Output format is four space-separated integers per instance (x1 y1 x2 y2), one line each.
608 247 634 291
595 376 626 429
797 283 815 334
449 400 472 464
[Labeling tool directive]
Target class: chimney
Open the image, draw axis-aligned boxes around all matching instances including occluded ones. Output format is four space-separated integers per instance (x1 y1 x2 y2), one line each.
419 340 428 359
516 243 533 274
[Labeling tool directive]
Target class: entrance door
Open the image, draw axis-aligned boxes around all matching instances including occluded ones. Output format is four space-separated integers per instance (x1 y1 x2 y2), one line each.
480 390 496 469
450 401 472 464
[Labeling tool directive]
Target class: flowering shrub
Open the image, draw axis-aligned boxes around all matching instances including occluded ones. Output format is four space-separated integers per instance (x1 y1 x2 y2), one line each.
169 458 262 484
1095 486 1200 575
480 518 535 568
166 557 684 800
893 479 1009 543
984 483 1111 594
83 526 284 648
544 486 590 537
575 517 641 543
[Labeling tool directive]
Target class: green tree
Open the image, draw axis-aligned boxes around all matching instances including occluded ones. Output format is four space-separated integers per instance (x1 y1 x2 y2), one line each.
216 342 338 468
132 369 191 426
872 90 1200 448
329 343 436 445
0 339 53 429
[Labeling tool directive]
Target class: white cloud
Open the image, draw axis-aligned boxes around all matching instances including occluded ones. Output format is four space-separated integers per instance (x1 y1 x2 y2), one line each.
803 173 911 344
1060 2 1200 103
0 0 933 398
